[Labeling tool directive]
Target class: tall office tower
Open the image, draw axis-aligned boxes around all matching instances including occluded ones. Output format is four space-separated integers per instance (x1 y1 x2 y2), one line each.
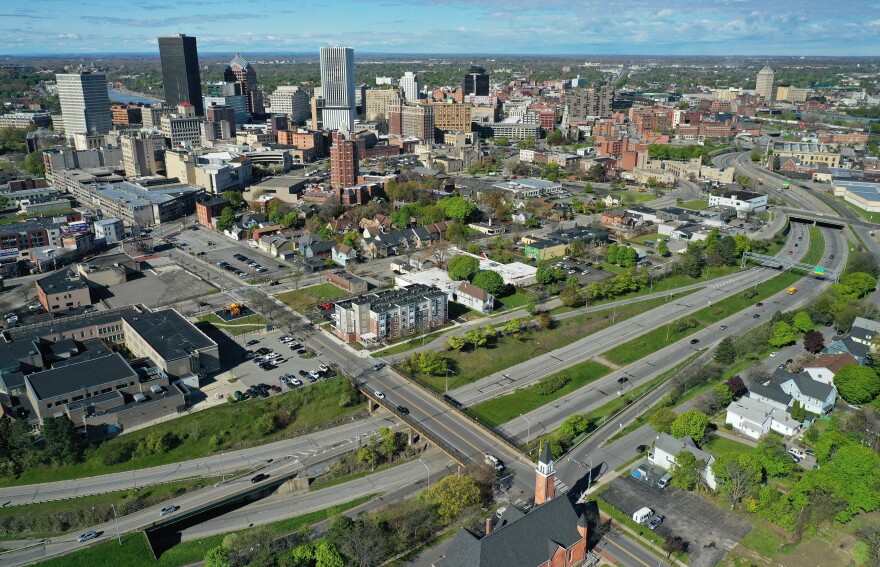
330 130 358 189
755 65 775 100
121 134 158 177
400 72 420 102
270 86 311 124
159 34 204 115
224 54 264 116
55 72 112 142
319 46 356 131
568 85 614 119
463 66 490 96
203 82 248 126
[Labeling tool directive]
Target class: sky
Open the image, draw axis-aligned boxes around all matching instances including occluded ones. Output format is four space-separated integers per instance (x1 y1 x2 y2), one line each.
3 0 880 56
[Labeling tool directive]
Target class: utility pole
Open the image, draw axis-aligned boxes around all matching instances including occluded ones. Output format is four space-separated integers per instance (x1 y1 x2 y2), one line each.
111 504 121 545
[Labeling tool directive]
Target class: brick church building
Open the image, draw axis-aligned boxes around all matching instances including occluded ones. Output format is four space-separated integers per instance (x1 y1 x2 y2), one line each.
435 444 592 567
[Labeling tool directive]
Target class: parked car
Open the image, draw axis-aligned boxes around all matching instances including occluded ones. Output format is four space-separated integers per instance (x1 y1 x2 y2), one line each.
292 379 303 387
246 340 260 346
648 515 664 530
318 364 328 372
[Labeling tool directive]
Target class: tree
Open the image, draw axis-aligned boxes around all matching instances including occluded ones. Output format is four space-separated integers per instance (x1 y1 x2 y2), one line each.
290 544 315 567
681 245 705 278
772 154 781 171
472 270 506 296
358 445 379 470
23 151 44 176
41 416 85 466
845 252 880 279
857 525 880 566
713 384 734 407
649 407 677 434
670 451 705 491
424 474 483 523
438 196 477 223
447 255 480 281
663 535 687 560
463 327 488 349
583 182 593 193
380 427 405 458
713 453 762 508
416 351 448 376
314 541 344 567
560 286 583 307
714 337 736 365
756 432 794 478
669 409 710 443
798 331 824 356
657 240 669 257
221 190 243 207
726 375 747 397
503 318 522 336
834 364 880 404
559 414 591 440
446 335 467 351
204 546 231 567
769 321 796 348
216 207 236 231
535 267 555 285
792 311 814 333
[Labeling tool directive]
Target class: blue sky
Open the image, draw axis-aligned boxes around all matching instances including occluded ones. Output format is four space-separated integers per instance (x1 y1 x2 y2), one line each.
4 0 880 55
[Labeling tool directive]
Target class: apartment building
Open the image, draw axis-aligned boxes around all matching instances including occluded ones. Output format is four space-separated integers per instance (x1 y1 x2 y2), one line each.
333 284 448 345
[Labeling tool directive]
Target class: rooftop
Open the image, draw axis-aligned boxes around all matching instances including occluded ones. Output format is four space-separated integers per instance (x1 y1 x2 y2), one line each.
36 269 88 294
805 353 859 374
25 352 137 401
121 309 216 362
772 141 837 153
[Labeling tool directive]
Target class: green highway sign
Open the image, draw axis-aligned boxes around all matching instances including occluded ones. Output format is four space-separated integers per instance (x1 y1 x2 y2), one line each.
814 266 826 274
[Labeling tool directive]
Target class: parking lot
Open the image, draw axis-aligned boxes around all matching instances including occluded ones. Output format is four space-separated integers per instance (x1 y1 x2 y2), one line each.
550 258 615 286
601 476 752 567
221 329 333 394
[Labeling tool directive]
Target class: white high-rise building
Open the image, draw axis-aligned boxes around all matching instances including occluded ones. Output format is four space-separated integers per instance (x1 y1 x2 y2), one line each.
319 46 356 132
56 72 111 142
400 71 420 102
755 65 775 100
270 86 311 124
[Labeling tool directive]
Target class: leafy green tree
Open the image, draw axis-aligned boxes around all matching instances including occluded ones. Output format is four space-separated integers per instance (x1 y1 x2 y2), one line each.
844 252 880 279
560 286 583 307
380 427 405 458
447 255 480 281
834 364 880 404
438 196 477 223
445 222 474 244
503 318 522 336
681 245 705 278
41 416 85 466
756 432 794 478
713 453 763 508
446 335 467 351
424 474 483 524
221 190 243 207
713 384 734 407
314 541 344 567
416 351 447 376
204 546 231 567
342 232 360 248
649 407 677 434
657 240 669 257
769 321 796 347
290 544 315 567
357 445 379 470
714 337 736 365
216 207 236 231
670 450 705 491
463 327 488 349
23 151 44 176
669 409 710 443
472 270 506 296
840 272 878 298
792 311 814 333
559 414 591 440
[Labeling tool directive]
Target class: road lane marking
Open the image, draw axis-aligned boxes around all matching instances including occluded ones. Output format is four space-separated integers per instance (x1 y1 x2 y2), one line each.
604 536 652 567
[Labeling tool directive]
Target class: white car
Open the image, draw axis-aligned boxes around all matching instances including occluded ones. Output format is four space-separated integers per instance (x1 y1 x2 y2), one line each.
769 352 779 358
309 371 321 380
318 364 328 372
292 379 303 386
374 391 385 399
159 505 178 516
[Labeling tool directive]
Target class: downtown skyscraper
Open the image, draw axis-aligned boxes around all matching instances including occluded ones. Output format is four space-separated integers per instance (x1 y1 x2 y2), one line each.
159 34 204 115
55 71 112 141
319 46 356 132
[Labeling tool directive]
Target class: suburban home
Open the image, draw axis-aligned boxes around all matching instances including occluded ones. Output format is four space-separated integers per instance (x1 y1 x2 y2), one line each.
452 282 495 314
257 235 296 260
435 444 595 567
726 396 801 440
824 335 870 364
331 243 358 267
511 211 534 224
602 194 622 208
775 373 836 415
849 316 880 347
804 353 859 386
223 224 248 241
747 382 792 412
648 432 717 489
298 234 335 259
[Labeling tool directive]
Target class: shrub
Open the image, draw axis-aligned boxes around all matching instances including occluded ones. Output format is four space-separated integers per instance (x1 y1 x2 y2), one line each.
534 375 570 395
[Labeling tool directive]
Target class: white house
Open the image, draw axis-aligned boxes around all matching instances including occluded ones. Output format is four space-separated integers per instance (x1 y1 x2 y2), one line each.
648 432 717 489
849 317 880 347
803 353 859 386
777 374 836 415
707 190 768 212
726 396 801 440
452 282 495 314
331 244 358 267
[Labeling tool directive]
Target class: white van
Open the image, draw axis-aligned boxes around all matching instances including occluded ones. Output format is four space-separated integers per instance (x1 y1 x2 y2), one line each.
657 473 673 489
788 446 806 459
632 507 653 524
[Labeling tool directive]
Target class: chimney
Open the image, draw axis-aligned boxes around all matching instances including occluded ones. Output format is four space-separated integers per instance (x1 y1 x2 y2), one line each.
485 516 492 535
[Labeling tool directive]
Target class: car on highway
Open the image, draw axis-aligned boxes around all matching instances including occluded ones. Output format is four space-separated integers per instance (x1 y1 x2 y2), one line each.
689 338 699 344
374 391 385 399
719 325 727 330
769 352 779 357
788 250 793 255
756 302 764 307
396 405 410 415
159 505 178 517
617 376 629 384
753 314 761 319
830 254 834 259
648 515 664 530
77 531 99 542
373 362 385 371
251 473 269 483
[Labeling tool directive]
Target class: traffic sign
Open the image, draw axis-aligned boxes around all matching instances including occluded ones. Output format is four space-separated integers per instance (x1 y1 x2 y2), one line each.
814 266 826 274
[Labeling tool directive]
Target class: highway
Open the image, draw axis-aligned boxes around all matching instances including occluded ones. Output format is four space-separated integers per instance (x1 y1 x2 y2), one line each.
0 413 399 506
449 222 809 409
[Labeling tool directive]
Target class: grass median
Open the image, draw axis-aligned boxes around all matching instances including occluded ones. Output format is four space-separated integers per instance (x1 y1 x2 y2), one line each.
1 378 364 487
467 360 611 426
33 495 374 567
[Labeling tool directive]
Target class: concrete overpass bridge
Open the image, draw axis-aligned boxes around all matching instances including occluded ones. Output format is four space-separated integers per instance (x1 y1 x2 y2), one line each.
781 208 851 230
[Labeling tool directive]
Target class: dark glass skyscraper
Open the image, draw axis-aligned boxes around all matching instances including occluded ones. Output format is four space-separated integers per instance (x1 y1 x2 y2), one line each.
463 66 489 96
159 34 204 115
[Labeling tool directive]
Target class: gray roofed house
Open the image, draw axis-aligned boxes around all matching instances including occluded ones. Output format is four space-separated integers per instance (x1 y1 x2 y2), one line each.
849 316 880 346
648 432 717 489
775 373 836 415
825 335 870 364
748 382 792 411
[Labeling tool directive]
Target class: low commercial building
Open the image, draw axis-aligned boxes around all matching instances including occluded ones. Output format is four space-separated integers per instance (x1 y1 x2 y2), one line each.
327 270 368 294
196 197 230 229
833 180 880 212
707 190 768 212
0 112 52 130
492 178 563 198
35 269 93 313
332 284 448 345
770 142 840 168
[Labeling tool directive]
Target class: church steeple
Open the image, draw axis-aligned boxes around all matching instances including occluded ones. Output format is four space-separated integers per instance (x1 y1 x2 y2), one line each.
535 442 556 505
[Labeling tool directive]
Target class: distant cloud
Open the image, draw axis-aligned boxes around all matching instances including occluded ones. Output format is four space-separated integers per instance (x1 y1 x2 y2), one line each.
58 33 79 39
79 13 261 27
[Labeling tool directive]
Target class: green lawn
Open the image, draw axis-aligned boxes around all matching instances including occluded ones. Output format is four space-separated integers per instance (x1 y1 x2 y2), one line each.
0 479 212 540
33 495 373 567
467 361 611 426
704 435 754 459
680 199 709 210
496 289 531 309
196 313 269 336
276 283 349 313
603 270 802 366
837 195 880 224
1 378 364 487
370 328 451 357
408 292 695 391
611 191 658 204
625 233 660 246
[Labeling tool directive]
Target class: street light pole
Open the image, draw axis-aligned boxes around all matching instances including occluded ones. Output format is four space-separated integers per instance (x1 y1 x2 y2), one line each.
521 413 532 444
111 504 121 545
417 458 430 486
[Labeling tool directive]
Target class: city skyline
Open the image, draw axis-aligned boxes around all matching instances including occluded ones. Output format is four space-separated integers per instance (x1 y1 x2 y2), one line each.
4 0 880 56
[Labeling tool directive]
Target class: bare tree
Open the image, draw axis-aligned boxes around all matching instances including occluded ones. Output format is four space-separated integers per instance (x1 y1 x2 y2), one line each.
858 525 880 566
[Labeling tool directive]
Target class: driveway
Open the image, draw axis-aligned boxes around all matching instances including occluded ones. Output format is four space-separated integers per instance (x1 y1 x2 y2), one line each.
601 476 752 567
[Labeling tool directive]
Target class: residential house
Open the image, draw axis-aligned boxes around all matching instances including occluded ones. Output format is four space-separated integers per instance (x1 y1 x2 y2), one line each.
453 282 495 314
849 317 880 347
434 443 592 567
299 234 335 259
511 211 534 224
775 372 836 415
602 194 622 208
825 335 870 364
725 396 801 440
648 432 717 489
257 235 296 260
804 353 859 386
331 243 358 267
747 382 791 412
